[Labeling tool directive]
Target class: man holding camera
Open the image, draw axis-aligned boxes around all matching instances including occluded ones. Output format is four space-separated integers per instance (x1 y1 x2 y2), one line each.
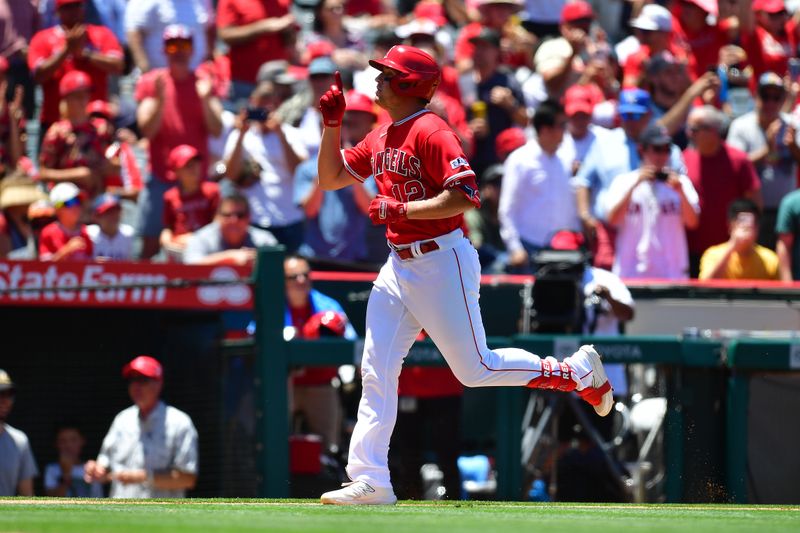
605 124 700 279
223 80 308 252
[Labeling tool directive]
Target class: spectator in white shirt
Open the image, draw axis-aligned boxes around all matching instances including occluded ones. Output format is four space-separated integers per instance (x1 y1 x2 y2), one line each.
223 80 308 252
499 99 580 273
605 124 700 279
87 194 134 261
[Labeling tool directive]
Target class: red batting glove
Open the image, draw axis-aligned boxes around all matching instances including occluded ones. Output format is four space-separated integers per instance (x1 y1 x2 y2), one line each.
318 71 346 128
369 195 408 225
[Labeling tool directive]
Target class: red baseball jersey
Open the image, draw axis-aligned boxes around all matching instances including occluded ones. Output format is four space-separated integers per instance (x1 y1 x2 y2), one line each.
342 109 481 245
39 222 94 261
163 181 221 236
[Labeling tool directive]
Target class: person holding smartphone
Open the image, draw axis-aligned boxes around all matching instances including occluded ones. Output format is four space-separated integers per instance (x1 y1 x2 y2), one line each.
699 198 780 280
604 124 700 279
223 80 309 252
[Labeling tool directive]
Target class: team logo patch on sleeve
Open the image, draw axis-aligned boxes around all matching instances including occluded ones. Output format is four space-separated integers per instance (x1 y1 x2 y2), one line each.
449 157 469 169
457 182 479 201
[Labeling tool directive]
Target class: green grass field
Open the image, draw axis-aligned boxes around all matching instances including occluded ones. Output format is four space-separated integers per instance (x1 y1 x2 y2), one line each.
1 499 798 533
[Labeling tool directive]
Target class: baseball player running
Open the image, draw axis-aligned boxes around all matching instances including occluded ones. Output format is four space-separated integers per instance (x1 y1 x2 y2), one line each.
317 45 613 505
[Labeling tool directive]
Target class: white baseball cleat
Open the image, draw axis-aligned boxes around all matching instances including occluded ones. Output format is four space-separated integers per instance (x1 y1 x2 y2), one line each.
320 481 398 505
576 344 614 417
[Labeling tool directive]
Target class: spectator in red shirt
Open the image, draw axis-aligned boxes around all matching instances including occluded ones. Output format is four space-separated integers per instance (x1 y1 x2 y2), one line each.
216 0 296 106
742 0 795 78
0 58 25 177
38 71 115 198
27 0 123 132
683 105 763 276
39 181 93 261
135 24 223 259
623 3 687 88
672 0 737 80
160 144 220 260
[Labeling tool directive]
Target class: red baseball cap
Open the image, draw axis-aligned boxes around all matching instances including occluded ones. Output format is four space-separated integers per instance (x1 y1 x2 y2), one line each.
168 144 200 172
123 355 163 380
56 0 83 8
495 127 527 160
561 1 594 24
681 0 717 15
86 99 113 119
753 0 786 13
550 230 586 251
564 85 597 116
414 0 448 27
162 24 193 42
306 40 336 63
59 70 91 97
345 90 377 117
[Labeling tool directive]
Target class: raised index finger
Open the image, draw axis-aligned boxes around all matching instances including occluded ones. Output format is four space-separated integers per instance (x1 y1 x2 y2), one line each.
334 71 343 91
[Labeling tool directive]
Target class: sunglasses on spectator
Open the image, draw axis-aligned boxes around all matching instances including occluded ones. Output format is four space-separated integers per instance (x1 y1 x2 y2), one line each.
219 210 248 220
165 40 193 54
687 124 713 133
758 91 784 102
647 144 671 154
620 112 645 122
285 271 310 281
56 197 81 209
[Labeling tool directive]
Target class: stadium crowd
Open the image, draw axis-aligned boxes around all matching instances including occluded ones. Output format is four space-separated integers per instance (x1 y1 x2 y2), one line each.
1 0 800 281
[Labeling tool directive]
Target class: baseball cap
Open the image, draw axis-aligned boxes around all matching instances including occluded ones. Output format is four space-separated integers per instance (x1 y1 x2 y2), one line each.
753 0 786 12
758 71 784 90
122 355 163 380
414 0 447 27
646 50 681 75
50 182 82 208
682 0 717 15
167 144 201 180
396 19 439 40
308 56 337 77
534 37 573 75
618 88 651 115
639 123 672 146
630 3 673 32
56 0 83 7
345 90 377 117
482 164 504 185
92 193 121 215
86 99 114 119
256 60 298 85
495 127 527 160
306 40 336 63
550 229 586 251
469 28 502 47
564 85 597 117
162 24 193 42
0 369 15 392
561 1 594 24
475 0 523 9
59 70 91 97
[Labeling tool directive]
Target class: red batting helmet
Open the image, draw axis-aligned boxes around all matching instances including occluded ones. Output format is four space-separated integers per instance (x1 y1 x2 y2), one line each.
302 311 348 339
369 45 441 102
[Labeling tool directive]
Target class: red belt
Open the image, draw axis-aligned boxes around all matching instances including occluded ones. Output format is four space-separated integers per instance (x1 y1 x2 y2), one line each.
393 241 440 260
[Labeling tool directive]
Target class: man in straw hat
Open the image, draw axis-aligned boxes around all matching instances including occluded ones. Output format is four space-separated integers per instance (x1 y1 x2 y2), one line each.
0 171 47 259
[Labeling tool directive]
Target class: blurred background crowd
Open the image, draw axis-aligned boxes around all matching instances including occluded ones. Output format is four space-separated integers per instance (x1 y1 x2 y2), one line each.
1 0 800 281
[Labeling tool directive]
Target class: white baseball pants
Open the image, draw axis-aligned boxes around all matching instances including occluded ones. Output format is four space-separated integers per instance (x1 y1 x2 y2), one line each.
346 229 594 488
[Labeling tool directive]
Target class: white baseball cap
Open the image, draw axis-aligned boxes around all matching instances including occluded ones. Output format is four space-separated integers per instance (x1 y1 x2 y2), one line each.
630 4 673 32
49 182 81 208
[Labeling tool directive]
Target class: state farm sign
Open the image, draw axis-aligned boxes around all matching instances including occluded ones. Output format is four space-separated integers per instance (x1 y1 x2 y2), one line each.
0 261 254 310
